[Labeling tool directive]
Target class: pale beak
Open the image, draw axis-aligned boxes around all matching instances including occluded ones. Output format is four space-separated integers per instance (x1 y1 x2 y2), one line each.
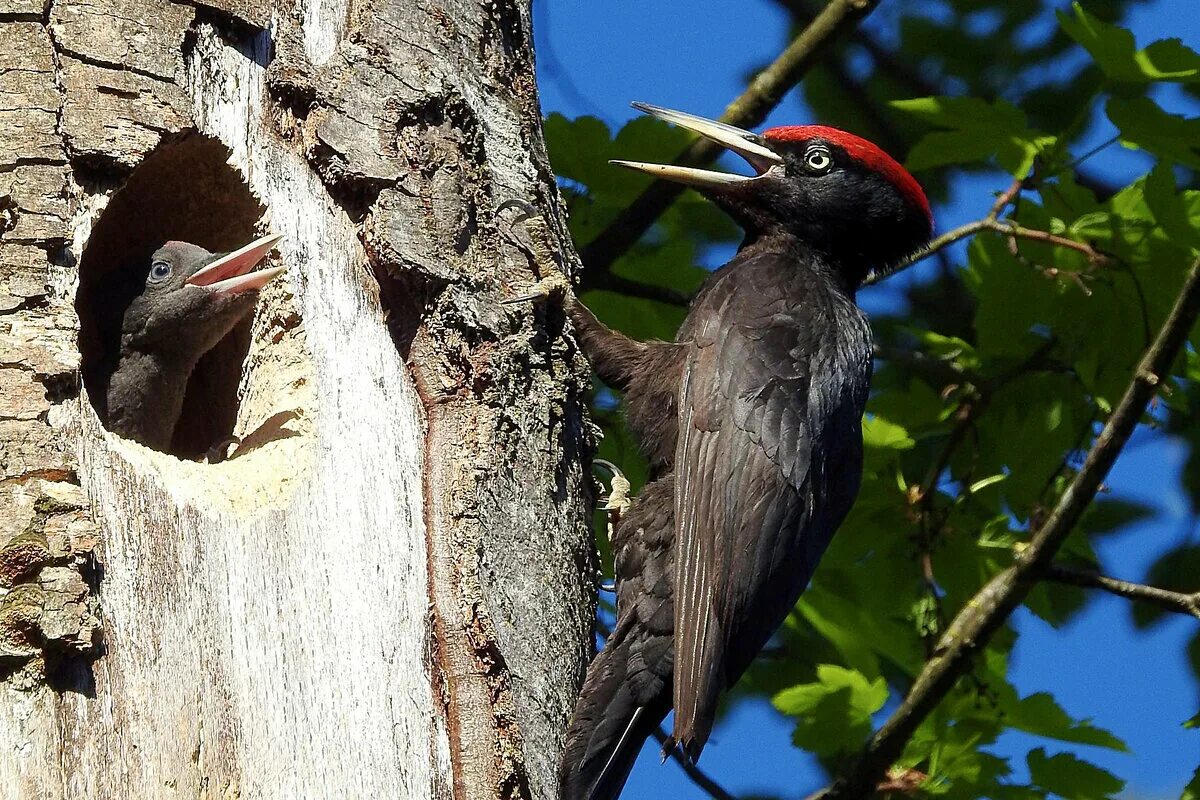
610 102 784 189
186 234 285 295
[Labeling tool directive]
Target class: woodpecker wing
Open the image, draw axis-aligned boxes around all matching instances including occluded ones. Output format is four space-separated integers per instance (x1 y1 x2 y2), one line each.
671 249 870 757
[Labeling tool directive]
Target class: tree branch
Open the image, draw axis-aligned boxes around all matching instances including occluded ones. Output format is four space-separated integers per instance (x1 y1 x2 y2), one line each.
1043 564 1200 621
578 0 881 281
819 256 1200 799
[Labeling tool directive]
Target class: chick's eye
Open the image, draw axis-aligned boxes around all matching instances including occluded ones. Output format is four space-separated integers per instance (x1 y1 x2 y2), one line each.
148 261 172 283
804 147 832 173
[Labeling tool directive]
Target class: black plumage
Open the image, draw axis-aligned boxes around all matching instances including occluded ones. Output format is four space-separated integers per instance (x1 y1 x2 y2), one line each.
558 104 933 799
89 235 284 451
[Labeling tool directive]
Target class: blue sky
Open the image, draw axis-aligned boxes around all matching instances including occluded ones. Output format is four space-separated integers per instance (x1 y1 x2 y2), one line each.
532 1 1200 797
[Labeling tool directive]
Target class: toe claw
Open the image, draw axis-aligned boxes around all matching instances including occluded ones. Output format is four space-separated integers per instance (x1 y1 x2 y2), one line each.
593 459 632 514
205 435 242 464
497 198 573 308
503 268 572 306
497 198 539 224
501 291 548 306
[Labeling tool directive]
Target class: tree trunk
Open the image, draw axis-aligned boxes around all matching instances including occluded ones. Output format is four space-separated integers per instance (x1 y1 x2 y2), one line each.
0 2 594 798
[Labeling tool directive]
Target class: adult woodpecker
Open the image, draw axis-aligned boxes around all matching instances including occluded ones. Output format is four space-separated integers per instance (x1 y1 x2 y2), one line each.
92 235 285 451
551 104 932 799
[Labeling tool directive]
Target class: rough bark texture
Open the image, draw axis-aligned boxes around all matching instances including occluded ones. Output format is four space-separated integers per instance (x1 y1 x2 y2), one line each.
0 1 593 798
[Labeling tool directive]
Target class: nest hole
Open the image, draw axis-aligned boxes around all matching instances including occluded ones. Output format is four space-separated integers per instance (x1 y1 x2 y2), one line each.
77 133 268 459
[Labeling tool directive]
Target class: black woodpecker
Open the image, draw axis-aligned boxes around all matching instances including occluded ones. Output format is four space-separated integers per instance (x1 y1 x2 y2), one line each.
555 104 933 800
94 234 284 451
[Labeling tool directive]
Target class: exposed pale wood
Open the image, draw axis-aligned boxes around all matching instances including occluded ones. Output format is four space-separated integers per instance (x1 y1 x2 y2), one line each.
0 1 593 799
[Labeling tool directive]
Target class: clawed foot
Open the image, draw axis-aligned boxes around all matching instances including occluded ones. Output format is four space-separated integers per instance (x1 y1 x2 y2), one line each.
498 199 574 306
593 458 631 516
594 458 631 594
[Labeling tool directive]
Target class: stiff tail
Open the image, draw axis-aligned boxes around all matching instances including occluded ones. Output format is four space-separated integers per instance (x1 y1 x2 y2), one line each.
560 625 670 800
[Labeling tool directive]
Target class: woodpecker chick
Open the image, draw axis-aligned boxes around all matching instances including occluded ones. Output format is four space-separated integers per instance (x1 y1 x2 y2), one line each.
97 234 285 452
555 103 932 800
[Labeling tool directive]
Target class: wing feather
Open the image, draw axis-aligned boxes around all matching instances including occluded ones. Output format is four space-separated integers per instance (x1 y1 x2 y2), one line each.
670 252 869 757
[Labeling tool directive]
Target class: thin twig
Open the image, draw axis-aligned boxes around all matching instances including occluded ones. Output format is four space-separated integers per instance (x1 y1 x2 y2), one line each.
912 335 1056 510
579 0 882 280
1043 564 1200 620
987 176 1026 221
998 221 1108 263
819 256 1200 799
906 335 1056 650
873 345 974 387
914 402 978 506
650 729 740 800
870 216 1109 286
587 270 691 306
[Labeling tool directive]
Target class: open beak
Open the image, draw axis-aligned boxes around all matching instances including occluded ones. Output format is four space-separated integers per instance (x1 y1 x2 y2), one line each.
186 233 285 295
610 102 784 189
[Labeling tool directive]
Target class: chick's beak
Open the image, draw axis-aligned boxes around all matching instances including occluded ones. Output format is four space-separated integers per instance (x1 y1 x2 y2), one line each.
610 102 783 189
186 233 285 295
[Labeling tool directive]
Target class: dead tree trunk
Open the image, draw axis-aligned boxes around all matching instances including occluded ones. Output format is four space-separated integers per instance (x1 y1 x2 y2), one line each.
0 1 594 798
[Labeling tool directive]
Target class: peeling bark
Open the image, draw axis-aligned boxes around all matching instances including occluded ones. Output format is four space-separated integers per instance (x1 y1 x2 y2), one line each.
0 0 592 798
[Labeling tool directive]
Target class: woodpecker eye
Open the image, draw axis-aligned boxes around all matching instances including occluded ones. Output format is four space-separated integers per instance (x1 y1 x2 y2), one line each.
803 146 833 174
148 261 173 284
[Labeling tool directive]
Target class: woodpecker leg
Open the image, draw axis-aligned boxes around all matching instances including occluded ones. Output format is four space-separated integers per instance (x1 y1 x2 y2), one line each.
498 200 651 392
204 435 241 464
499 199 572 304
594 458 632 517
593 458 632 593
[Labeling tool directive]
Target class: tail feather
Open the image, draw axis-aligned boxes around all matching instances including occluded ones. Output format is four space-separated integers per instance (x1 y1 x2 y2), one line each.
563 475 677 800
590 706 645 800
560 626 670 800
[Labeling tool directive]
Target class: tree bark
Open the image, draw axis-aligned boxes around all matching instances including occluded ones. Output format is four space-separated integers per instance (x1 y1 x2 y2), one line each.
0 1 594 798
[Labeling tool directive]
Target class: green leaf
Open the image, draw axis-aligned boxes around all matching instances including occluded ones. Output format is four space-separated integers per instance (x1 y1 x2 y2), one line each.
1026 748 1125 799
773 664 889 756
1132 544 1200 628
863 416 916 450
773 663 888 716
964 233 1056 362
1145 161 1200 253
891 96 1055 176
1006 693 1128 751
892 96 1029 129
1182 766 1200 800
1107 97 1200 170
1025 580 1091 629
1059 3 1200 84
908 330 982 372
800 526 928 677
543 113 616 191
1077 499 1154 537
